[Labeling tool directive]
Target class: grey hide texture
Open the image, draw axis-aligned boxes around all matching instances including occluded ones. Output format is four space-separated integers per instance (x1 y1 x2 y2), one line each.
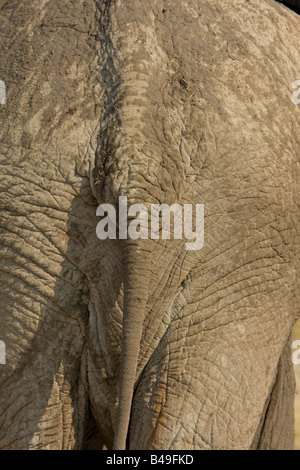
0 0 299 450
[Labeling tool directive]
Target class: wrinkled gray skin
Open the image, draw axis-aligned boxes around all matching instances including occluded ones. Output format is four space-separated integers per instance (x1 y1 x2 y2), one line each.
0 0 300 450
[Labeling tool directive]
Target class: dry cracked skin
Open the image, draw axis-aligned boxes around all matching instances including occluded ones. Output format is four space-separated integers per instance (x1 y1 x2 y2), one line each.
0 0 299 450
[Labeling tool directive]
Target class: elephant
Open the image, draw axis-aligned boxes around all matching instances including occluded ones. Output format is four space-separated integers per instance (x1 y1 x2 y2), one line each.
0 0 299 450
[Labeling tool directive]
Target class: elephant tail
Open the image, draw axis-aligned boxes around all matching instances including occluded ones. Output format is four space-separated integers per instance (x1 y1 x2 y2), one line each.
113 239 151 450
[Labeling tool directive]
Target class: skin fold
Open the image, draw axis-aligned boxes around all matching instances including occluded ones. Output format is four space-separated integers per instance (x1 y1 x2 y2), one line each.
0 0 299 450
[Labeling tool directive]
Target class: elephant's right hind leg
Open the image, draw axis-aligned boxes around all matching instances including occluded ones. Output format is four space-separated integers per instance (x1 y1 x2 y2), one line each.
251 337 295 450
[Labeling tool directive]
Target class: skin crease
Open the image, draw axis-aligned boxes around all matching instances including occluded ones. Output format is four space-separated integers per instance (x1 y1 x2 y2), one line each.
0 0 299 450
